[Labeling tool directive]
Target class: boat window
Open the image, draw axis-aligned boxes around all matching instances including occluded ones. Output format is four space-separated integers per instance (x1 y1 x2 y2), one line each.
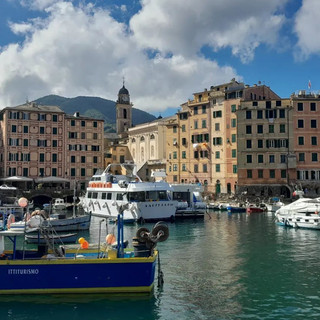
87 192 92 199
101 192 106 200
92 192 98 199
305 219 309 222
173 192 189 202
158 191 167 200
128 192 145 202
315 219 318 222
107 193 112 200
116 193 125 201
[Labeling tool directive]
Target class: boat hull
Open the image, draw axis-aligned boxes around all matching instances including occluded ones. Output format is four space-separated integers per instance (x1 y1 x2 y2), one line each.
0 254 157 294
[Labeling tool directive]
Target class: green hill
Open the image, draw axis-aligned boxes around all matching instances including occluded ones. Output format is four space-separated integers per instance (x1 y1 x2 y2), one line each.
34 95 157 133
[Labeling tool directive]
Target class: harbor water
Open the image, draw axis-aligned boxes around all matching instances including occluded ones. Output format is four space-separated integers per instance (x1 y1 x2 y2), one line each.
2 210 320 320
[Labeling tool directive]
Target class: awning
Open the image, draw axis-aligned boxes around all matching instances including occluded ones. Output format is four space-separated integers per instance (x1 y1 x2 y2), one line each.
1 176 33 182
36 176 69 183
0 184 17 190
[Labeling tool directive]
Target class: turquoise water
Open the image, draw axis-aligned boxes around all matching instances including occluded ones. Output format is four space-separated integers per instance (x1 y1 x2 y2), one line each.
2 211 320 320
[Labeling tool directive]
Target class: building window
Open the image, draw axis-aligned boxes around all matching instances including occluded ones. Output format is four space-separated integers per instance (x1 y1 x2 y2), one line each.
71 120 75 126
231 104 236 112
202 105 206 114
202 120 206 128
310 102 316 111
258 154 264 163
246 140 252 148
297 102 303 111
93 121 97 128
203 164 207 172
173 126 177 133
182 164 187 171
246 111 252 119
269 155 275 163
213 111 222 118
269 125 274 133
81 156 85 163
232 149 236 158
81 168 86 177
194 164 198 173
231 134 236 143
182 151 186 159
23 168 28 177
173 151 177 159
182 125 186 132
281 170 286 178
258 169 263 178
216 164 220 172
298 119 304 128
298 153 305 161
216 151 220 159
52 168 57 176
233 165 237 173
270 169 275 178
279 124 286 133
231 119 236 128
280 154 286 163
52 114 58 122
312 153 318 162
40 127 45 134
81 120 85 127
279 109 285 118
257 110 263 119
39 153 45 162
23 139 28 147
311 136 318 146
311 119 317 128
257 125 263 134
246 125 252 134
71 168 76 176
276 100 282 106
247 155 252 163
247 170 252 178
194 106 198 115
23 126 28 133
257 140 263 148
71 156 75 163
11 125 17 132
52 154 57 162
52 127 57 135
52 140 57 147
298 136 304 145
194 120 198 129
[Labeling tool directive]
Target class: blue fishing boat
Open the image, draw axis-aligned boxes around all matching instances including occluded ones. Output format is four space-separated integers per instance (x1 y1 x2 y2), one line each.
226 205 246 213
0 211 169 294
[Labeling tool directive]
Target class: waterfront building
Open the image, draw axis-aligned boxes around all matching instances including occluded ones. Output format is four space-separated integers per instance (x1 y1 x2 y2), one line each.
236 98 293 197
166 80 280 195
0 102 104 189
291 90 320 195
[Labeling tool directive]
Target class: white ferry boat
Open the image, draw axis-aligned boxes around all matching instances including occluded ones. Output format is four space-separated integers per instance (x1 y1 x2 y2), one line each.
81 164 178 223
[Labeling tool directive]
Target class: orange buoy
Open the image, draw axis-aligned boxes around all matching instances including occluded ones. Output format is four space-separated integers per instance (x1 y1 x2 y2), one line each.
18 197 28 208
106 234 116 245
81 240 89 249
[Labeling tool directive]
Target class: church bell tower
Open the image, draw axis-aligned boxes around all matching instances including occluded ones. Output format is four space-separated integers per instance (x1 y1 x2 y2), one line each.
116 81 132 137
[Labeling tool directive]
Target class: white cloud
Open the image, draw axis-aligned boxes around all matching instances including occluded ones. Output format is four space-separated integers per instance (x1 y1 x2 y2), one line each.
0 1 240 113
130 0 287 63
20 0 61 10
293 0 320 60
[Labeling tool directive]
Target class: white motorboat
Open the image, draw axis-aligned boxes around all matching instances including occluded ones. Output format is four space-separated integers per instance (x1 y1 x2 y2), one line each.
170 183 206 218
81 163 178 222
263 197 285 212
276 212 320 230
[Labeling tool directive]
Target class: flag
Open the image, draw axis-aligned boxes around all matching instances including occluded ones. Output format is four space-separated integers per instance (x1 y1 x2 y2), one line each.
308 80 311 90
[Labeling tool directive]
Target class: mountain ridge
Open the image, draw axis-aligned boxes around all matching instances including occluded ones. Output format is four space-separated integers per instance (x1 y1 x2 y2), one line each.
33 94 157 133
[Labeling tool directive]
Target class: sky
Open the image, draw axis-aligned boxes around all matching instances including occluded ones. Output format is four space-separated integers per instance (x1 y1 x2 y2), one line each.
0 0 320 117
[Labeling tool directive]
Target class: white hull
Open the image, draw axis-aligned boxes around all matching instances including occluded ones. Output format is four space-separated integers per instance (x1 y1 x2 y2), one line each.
276 197 320 216
277 213 320 230
9 215 91 232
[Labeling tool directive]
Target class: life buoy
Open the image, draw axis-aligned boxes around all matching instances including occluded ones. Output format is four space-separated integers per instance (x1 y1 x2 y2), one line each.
91 183 96 188
7 214 15 229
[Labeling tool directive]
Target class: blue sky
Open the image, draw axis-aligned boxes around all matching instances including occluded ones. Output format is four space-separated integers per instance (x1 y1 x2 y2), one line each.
0 0 319 117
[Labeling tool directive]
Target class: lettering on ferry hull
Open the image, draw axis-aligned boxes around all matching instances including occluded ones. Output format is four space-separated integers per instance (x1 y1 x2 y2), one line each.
8 269 40 275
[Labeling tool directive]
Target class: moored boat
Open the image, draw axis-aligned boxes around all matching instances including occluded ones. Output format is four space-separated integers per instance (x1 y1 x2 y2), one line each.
81 163 178 223
0 213 169 294
276 212 320 230
170 183 206 218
